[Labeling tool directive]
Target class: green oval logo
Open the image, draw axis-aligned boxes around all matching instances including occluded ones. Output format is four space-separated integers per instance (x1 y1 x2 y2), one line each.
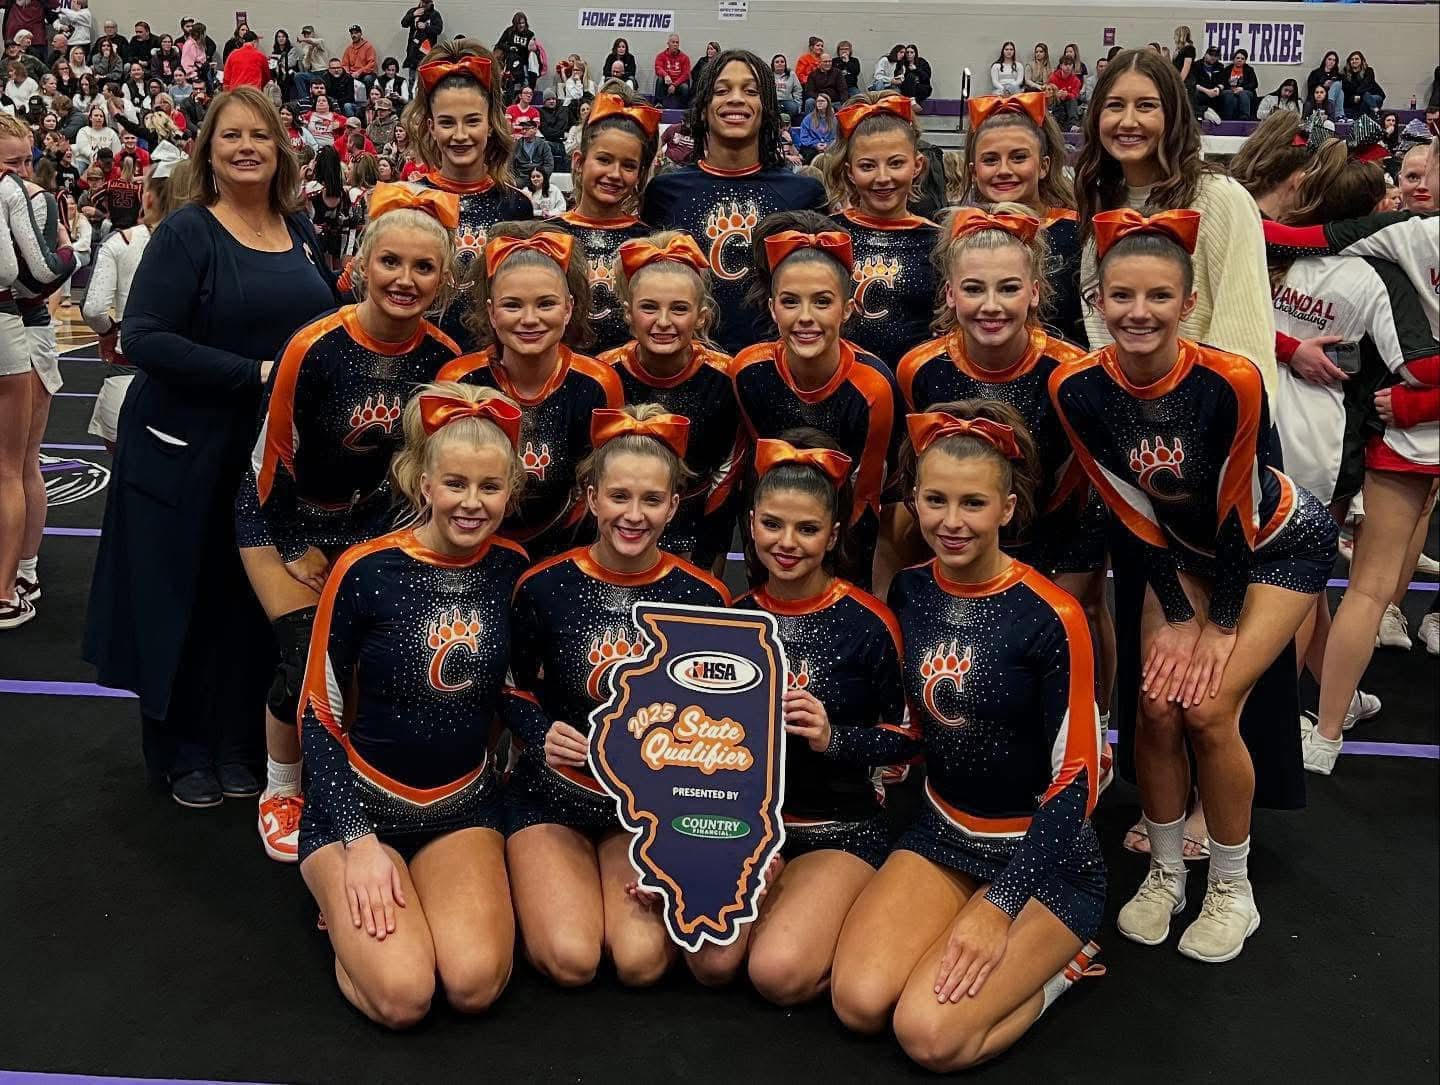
671 814 751 840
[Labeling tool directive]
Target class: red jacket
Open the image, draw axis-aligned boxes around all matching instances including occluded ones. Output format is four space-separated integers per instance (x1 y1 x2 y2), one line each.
1048 68 1082 100
654 49 691 84
223 42 269 89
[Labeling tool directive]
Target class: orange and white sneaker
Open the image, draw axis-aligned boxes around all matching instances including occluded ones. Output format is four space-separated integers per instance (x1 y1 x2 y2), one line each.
258 791 304 862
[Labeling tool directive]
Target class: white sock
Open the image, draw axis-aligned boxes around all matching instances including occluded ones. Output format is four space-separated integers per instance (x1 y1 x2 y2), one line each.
17 556 37 580
1208 836 1250 884
266 757 302 796
1039 967 1073 1016
1144 813 1187 874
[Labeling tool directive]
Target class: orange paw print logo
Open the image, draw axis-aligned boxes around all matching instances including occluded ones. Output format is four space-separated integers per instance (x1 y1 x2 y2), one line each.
426 607 483 693
586 627 647 700
521 441 552 480
919 641 972 726
703 199 761 282
851 256 901 320
588 257 616 319
1129 436 1185 497
786 659 811 690
454 228 487 266
342 394 403 450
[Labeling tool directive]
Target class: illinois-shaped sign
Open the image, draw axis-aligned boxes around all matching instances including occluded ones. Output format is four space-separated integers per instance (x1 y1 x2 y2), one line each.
589 602 788 951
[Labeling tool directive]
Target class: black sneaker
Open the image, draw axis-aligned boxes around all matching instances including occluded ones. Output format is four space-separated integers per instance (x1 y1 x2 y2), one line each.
0 595 35 630
218 763 262 798
15 574 39 601
171 769 224 808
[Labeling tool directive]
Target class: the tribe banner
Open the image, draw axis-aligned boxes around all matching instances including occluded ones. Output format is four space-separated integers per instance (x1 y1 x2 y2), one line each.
589 602 788 952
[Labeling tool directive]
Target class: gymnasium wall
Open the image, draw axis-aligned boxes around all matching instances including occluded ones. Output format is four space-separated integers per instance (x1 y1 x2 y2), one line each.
130 2 1439 105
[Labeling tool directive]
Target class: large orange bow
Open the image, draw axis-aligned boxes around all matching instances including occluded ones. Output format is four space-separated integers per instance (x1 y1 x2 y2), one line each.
907 412 1022 461
618 235 708 279
484 232 575 277
1092 208 1201 262
754 439 853 488
590 408 691 458
835 96 915 140
763 230 854 271
418 53 494 94
947 207 1041 244
418 393 523 448
367 183 461 229
587 92 662 139
967 92 1047 132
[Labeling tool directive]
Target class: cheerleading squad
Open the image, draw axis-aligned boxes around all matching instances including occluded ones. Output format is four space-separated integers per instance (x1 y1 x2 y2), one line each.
81 40 1437 1070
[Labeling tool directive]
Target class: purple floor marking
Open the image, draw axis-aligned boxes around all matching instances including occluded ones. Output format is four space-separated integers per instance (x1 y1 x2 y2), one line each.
54 392 97 398
41 443 107 451
0 1074 272 1085
42 527 101 537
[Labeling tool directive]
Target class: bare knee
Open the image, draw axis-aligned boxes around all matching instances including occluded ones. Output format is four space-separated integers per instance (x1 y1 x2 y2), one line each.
894 1001 985 1073
527 931 601 988
610 940 672 988
440 948 513 1015
687 947 743 988
1137 698 1183 737
363 969 435 1031
1183 698 1241 748
831 969 895 1035
748 943 823 1006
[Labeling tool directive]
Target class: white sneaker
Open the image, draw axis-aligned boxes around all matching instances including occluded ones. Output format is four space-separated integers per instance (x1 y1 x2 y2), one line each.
0 594 35 629
1300 718 1342 775
1416 552 1439 576
1117 865 1187 946
1343 690 1381 731
1375 603 1411 649
1203 108 1222 124
1177 878 1260 963
1418 612 1439 656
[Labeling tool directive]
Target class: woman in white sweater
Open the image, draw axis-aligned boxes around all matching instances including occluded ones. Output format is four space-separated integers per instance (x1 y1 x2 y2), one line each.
73 107 121 169
990 41 1024 95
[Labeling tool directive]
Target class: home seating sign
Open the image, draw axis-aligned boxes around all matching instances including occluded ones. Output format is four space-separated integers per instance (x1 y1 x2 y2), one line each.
589 603 788 951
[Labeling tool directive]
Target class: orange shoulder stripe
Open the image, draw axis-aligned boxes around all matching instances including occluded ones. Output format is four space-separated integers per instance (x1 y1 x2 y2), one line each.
422 319 463 358
513 546 583 599
673 553 732 605
846 359 899 519
572 351 626 408
896 336 950 412
255 310 346 505
436 349 494 383
1196 346 1265 548
840 581 904 661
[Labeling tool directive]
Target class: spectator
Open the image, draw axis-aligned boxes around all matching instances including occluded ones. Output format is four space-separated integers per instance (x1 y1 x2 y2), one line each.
564 97 591 157
53 61 79 98
1341 50 1384 118
46 29 70 66
526 165 566 217
1049 55 1083 130
692 41 721 94
1080 55 1108 110
91 19 124 62
1258 78 1302 120
222 39 269 92
177 21 208 81
494 11 535 96
270 30 301 99
69 45 91 78
6 36 44 83
991 41 1023 95
871 44 904 92
556 55 593 105
4 60 37 108
1307 50 1344 121
538 87 569 160
220 20 257 63
804 52 847 113
279 102 316 151
366 93 399 149
320 58 357 117
303 91 340 143
661 116 693 165
778 124 803 169
165 68 193 105
2 0 48 51
151 33 182 76
1059 43 1089 80
654 33 692 109
56 0 94 49
73 71 99 112
795 36 824 87
834 41 860 95
603 38 637 84
127 21 156 65
336 117 375 164
1172 25 1195 84
294 24 327 99
341 25 378 86
511 115 553 182
1222 48 1259 120
179 82 209 130
177 17 216 65
506 84 540 130
1191 43 1225 123
1303 82 1336 130
1024 42 1051 93
306 144 357 269
772 54 802 118
795 92 837 161
1380 111 1402 154
120 61 148 108
605 58 638 94
899 44 931 107
376 56 408 102
53 92 82 138
400 1 443 89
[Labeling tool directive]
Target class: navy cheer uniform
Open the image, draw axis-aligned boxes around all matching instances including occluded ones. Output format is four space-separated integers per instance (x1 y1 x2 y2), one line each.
641 162 828 354
437 346 623 558
735 580 916 867
554 211 652 355
414 170 533 348
830 209 941 368
1041 208 1087 348
505 548 730 835
732 339 903 584
1050 341 1337 631
890 559 1106 940
602 339 742 563
237 305 460 559
297 529 532 861
898 326 1103 574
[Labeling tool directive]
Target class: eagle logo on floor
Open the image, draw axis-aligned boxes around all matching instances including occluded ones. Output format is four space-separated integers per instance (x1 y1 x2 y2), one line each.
41 453 110 506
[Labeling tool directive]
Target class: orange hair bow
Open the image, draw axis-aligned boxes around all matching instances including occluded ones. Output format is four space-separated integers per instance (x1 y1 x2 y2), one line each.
907 412 1022 461
367 183 461 230
763 230 854 271
835 96 915 140
418 53 493 94
618 235 708 279
967 92 1046 132
590 408 691 459
587 92 662 139
754 439 853 488
484 232 575 277
947 207 1041 244
1092 208 1202 262
418 393 523 448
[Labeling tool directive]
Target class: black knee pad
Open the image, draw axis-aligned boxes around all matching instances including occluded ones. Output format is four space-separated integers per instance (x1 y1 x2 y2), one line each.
267 606 320 722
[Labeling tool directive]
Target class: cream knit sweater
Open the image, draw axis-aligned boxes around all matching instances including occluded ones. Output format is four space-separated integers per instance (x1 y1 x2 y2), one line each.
1082 172 1278 398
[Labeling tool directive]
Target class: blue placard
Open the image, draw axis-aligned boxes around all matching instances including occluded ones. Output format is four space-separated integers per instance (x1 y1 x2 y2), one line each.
589 602 788 951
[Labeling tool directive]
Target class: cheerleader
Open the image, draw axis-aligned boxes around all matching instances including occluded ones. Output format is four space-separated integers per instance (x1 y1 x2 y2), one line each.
958 91 1085 346
505 406 729 988
830 401 1104 1072
602 232 740 567
1049 210 1337 962
731 212 903 589
686 433 914 1001
641 49 827 355
898 207 1115 733
822 92 940 366
237 185 461 861
438 223 622 558
297 382 530 1028
555 88 660 355
401 39 533 347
